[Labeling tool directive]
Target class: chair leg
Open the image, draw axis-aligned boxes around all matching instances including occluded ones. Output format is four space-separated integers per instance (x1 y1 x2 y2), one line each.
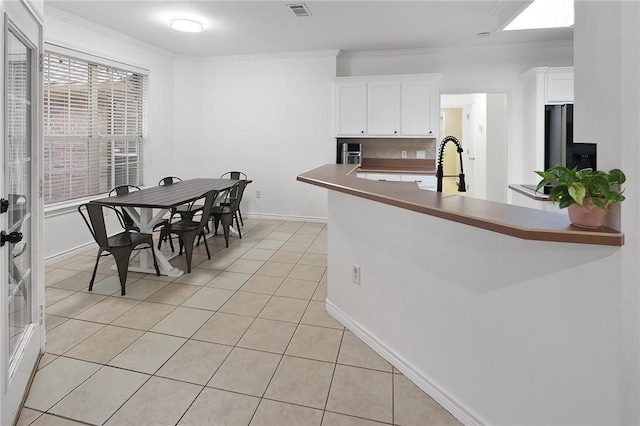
221 215 232 248
149 243 161 276
88 250 103 292
200 231 211 260
158 228 175 253
178 237 184 256
181 232 197 273
213 216 220 235
238 208 244 226
111 248 131 296
234 212 242 239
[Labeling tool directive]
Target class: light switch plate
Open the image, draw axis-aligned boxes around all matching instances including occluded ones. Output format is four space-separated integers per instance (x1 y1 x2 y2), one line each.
416 150 426 159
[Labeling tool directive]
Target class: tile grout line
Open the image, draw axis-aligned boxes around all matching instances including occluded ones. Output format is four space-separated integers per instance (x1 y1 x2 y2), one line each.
35 219 333 425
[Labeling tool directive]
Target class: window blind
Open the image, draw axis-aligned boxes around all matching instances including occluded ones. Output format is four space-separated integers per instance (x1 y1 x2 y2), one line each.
43 50 147 204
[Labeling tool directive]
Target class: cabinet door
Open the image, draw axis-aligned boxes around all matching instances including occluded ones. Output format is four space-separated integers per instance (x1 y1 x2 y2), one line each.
336 82 367 136
368 82 400 136
401 81 434 136
545 71 574 104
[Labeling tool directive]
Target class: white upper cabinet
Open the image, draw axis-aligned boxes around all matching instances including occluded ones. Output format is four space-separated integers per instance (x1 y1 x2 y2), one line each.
401 80 434 137
545 68 574 104
335 82 367 136
368 82 401 136
334 74 440 138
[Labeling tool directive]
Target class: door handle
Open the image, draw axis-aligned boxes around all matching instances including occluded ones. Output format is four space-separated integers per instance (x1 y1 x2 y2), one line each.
1 231 23 247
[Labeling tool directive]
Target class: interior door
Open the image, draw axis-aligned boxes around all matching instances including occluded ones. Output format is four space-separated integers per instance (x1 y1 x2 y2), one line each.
1 3 43 425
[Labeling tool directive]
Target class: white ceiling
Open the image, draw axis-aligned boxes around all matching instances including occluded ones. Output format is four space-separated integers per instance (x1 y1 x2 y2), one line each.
45 1 574 57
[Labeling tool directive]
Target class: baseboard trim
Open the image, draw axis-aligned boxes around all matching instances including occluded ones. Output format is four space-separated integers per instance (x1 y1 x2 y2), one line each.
45 242 94 265
326 299 485 426
244 213 327 223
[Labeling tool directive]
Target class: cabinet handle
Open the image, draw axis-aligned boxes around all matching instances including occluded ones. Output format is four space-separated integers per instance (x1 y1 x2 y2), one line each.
394 131 398 134
361 131 365 134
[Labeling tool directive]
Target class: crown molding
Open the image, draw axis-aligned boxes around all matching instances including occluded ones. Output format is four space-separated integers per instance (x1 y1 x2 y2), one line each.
201 49 341 63
338 40 573 59
44 5 176 59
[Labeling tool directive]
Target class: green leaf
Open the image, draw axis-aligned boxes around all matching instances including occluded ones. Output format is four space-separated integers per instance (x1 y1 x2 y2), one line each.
568 183 586 205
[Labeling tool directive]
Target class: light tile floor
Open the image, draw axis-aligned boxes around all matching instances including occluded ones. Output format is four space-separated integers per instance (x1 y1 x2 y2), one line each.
18 219 461 426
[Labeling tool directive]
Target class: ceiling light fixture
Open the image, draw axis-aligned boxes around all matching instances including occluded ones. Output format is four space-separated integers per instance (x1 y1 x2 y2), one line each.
169 19 204 33
504 0 573 31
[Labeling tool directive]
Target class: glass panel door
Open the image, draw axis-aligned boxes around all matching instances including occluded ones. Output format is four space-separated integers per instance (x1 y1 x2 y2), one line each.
6 21 33 378
1 4 42 424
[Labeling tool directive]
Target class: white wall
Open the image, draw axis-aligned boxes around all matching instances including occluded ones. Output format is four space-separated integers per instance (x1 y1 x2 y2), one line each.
197 52 337 220
43 8 177 259
328 190 621 425
486 93 508 203
337 43 573 187
170 56 203 181
574 1 640 424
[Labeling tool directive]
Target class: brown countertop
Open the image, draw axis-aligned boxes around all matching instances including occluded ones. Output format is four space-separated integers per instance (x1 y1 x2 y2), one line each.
297 164 624 246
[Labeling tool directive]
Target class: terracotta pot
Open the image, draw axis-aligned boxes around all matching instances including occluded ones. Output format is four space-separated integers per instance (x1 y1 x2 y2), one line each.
567 198 607 229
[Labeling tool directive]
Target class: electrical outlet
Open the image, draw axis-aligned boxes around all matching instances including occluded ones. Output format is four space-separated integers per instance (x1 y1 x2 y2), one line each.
256 190 262 198
401 150 407 158
352 263 361 285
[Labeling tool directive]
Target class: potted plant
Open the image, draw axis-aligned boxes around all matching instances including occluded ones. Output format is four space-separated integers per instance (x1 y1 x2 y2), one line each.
535 165 626 229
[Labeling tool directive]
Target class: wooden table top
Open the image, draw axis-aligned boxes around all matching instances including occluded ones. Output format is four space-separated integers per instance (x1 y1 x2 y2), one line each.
90 178 240 209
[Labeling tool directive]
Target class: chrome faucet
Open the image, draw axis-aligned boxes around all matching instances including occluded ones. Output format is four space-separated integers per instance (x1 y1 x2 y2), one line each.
436 135 467 193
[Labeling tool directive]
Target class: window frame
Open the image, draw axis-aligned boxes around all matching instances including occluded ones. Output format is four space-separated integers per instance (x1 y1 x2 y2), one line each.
42 43 148 205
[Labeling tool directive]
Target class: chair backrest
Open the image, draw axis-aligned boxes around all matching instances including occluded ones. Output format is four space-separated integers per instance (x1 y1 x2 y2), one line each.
199 190 218 228
108 185 140 228
220 171 248 181
78 203 129 248
180 190 219 232
223 181 247 212
158 176 182 186
220 171 247 199
109 184 140 197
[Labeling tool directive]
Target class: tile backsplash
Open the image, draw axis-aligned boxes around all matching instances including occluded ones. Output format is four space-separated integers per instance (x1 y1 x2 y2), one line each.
359 138 437 159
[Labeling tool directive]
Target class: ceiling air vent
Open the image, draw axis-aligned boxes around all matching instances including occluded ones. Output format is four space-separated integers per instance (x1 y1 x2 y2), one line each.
287 3 312 17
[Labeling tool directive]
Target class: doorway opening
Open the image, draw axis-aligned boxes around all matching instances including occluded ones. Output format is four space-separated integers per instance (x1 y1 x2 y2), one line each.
440 93 508 202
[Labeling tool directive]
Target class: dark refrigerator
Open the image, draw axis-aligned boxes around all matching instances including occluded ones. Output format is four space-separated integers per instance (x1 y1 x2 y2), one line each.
544 104 573 170
545 104 596 172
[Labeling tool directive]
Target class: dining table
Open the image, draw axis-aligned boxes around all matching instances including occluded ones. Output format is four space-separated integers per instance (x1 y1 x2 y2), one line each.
90 178 241 277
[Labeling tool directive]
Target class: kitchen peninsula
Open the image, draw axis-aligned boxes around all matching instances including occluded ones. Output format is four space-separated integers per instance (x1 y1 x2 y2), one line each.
298 164 624 425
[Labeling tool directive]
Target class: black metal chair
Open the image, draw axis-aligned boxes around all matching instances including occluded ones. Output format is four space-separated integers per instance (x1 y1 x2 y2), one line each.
212 181 247 248
167 190 218 273
78 203 160 296
156 176 184 250
220 171 249 226
158 176 182 186
108 185 141 232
